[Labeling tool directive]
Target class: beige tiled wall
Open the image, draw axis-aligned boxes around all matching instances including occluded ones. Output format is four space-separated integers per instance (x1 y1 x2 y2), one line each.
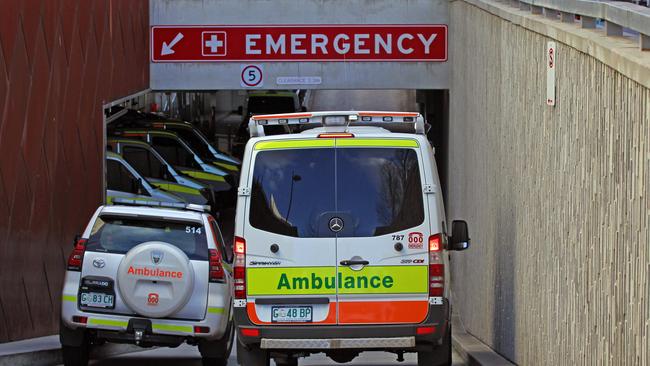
448 2 650 365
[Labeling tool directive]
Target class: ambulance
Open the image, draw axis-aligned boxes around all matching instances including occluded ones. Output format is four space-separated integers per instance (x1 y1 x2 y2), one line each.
232 111 470 366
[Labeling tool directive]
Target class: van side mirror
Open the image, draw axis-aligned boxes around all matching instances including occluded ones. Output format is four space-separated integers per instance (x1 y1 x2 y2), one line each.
300 106 307 112
159 165 170 180
450 220 470 251
132 178 144 195
236 106 243 115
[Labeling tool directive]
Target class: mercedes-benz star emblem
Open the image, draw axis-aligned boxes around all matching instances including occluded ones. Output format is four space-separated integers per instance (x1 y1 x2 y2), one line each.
151 251 164 265
329 217 344 233
92 258 105 269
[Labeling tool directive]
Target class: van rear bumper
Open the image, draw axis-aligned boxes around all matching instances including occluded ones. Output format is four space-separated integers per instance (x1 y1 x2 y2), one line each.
234 299 449 350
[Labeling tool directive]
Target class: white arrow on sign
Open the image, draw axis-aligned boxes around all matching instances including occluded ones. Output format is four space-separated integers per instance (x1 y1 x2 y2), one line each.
161 33 184 56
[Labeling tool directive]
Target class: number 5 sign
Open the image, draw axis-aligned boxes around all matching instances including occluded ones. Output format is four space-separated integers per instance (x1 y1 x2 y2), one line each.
241 64 264 88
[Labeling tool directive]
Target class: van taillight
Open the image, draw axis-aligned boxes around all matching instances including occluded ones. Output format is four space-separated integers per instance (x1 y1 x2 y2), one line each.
234 236 246 299
209 249 225 283
429 233 444 296
67 238 87 271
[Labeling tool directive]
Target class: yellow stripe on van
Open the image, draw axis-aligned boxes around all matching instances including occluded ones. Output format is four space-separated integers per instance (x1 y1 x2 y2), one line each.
246 266 427 296
151 182 202 195
181 170 226 182
213 162 240 172
247 267 337 295
208 307 225 314
336 139 419 148
254 139 335 150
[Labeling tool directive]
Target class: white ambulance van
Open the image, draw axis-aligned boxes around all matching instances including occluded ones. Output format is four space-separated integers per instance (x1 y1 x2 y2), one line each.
232 112 470 366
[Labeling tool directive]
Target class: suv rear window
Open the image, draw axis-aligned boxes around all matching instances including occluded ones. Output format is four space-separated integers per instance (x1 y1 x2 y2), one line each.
250 147 424 237
86 216 208 260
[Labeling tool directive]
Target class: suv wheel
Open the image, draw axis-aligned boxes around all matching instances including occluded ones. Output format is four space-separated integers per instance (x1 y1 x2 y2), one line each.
61 341 90 366
200 321 235 366
417 325 451 366
236 334 269 366
60 320 90 366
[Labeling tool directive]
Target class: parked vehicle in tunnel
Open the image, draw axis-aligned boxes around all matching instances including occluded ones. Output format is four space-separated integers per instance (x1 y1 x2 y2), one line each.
105 152 187 205
108 108 242 178
107 138 216 212
60 201 234 366
233 111 471 366
109 129 237 211
232 90 304 159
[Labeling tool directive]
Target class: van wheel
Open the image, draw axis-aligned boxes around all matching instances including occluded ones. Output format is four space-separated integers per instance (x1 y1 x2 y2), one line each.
200 321 235 366
236 335 269 366
61 342 90 366
417 325 451 366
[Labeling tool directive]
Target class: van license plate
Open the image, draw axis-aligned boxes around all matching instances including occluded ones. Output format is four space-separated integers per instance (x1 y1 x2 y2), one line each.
80 292 114 308
271 306 313 323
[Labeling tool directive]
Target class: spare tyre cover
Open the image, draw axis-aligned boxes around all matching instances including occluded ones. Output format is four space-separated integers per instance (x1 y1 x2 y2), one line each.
117 241 195 318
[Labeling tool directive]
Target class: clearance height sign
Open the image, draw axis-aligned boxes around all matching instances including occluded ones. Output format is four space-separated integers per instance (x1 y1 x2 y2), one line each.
151 25 447 62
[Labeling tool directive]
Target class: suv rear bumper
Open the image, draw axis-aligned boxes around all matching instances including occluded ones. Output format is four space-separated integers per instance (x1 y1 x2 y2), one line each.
234 299 449 351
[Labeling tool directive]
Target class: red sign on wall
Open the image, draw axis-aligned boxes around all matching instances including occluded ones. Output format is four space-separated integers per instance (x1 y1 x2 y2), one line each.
151 25 447 62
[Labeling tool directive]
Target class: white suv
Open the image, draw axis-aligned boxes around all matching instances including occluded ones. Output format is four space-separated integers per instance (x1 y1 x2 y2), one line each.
59 200 234 366
233 111 470 366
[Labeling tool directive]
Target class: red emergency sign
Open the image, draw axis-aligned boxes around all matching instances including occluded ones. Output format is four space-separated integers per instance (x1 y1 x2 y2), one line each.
151 25 447 62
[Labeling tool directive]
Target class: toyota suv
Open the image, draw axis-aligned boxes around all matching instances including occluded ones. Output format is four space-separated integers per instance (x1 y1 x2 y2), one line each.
233 111 470 366
60 200 234 366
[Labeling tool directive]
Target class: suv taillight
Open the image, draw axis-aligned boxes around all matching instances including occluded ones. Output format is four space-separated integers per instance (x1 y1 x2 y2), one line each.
209 249 225 283
234 236 246 299
429 234 444 296
67 238 87 271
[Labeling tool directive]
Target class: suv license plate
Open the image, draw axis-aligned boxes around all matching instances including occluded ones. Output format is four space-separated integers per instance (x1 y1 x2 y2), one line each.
271 306 313 323
80 292 114 308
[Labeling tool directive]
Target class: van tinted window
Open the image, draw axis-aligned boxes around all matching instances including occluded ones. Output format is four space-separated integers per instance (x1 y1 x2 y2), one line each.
122 146 166 179
250 148 335 237
152 136 201 169
249 147 424 237
86 216 208 260
337 148 424 236
106 159 139 194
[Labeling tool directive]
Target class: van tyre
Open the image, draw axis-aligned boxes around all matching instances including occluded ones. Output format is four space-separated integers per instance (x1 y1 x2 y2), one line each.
200 321 235 366
417 325 451 366
237 334 269 366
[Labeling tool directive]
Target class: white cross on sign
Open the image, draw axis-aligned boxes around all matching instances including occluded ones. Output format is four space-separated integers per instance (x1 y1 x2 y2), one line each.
201 32 226 56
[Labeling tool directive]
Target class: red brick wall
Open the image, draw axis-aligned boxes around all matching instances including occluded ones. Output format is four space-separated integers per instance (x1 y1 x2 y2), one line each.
0 0 149 342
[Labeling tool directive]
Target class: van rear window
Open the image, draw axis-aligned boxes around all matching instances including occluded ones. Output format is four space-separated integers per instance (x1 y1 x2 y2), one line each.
249 147 424 237
86 216 208 260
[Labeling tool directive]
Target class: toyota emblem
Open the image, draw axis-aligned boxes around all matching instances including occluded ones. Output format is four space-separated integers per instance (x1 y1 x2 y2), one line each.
329 217 344 233
92 258 105 269
151 250 164 265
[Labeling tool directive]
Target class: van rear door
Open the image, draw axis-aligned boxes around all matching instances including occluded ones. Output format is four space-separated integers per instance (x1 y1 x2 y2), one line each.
334 139 430 325
244 141 337 325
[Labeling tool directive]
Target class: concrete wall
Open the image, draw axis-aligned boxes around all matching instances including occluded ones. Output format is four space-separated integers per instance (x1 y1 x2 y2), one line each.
448 1 650 365
0 0 149 342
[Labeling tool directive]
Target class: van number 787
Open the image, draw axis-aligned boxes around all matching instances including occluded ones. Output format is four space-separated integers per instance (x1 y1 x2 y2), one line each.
392 235 404 241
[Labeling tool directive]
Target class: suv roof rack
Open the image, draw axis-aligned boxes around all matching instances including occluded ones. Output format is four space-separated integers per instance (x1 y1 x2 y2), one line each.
111 198 211 213
248 111 427 138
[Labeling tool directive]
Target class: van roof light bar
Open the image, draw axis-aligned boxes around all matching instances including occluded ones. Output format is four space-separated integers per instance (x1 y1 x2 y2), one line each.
248 111 426 137
111 198 211 213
